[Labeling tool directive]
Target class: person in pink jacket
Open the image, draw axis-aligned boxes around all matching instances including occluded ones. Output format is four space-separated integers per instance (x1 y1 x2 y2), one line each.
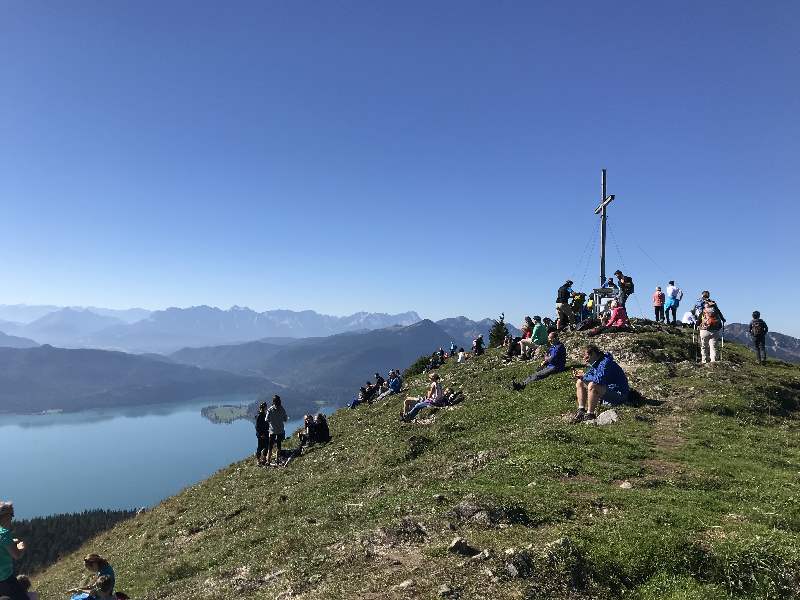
605 301 630 328
652 287 666 323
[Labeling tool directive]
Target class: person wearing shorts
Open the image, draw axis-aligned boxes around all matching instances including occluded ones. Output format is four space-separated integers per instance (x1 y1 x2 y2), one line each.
570 344 629 423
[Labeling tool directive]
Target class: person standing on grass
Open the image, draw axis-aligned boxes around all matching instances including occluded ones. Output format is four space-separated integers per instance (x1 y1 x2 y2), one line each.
265 395 288 466
652 286 665 322
556 280 575 330
664 280 683 325
571 344 629 423
0 502 27 600
749 311 769 365
698 296 726 363
255 401 269 465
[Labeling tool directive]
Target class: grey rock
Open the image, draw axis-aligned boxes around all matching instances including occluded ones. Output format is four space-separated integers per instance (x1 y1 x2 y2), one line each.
448 537 479 556
595 409 619 426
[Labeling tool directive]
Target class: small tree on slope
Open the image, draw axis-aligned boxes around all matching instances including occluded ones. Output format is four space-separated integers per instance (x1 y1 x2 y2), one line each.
489 313 509 348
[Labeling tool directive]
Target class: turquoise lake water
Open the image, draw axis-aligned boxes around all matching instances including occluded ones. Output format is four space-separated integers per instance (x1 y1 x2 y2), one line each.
0 395 303 519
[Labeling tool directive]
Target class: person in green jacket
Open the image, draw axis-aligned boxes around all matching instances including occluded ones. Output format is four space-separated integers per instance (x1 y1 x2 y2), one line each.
519 316 548 359
0 502 27 600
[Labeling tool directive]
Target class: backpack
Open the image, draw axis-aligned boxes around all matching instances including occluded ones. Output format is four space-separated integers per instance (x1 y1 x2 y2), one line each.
751 319 766 337
676 288 683 301
702 306 720 329
622 276 635 294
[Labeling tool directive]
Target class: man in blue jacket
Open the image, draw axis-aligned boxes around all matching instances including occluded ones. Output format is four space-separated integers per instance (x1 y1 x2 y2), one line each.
513 332 566 390
571 344 629 423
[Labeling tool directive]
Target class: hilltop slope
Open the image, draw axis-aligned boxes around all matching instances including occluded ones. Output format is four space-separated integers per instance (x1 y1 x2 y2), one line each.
33 327 800 599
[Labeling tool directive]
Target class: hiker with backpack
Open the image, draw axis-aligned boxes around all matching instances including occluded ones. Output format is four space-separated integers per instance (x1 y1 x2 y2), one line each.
613 270 634 307
698 295 726 363
0 502 28 600
512 331 566 390
571 344 630 423
556 280 576 330
472 335 484 356
749 311 769 365
664 281 683 325
265 395 288 466
652 287 665 323
255 401 270 465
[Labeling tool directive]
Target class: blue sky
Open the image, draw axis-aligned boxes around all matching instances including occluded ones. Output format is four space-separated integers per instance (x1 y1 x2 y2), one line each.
2 1 799 334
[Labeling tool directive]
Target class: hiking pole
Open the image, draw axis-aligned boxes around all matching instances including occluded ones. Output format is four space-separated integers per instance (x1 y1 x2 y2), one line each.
720 323 725 361
692 322 698 363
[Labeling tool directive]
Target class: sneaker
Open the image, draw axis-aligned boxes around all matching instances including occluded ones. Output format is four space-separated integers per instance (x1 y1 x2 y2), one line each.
585 413 597 421
570 409 586 424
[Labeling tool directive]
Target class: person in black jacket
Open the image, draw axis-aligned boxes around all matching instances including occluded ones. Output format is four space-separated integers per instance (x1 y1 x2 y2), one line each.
556 280 575 330
254 401 269 465
749 311 769 365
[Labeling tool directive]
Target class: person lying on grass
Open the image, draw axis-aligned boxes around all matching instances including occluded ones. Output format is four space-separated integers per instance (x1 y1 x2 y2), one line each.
570 344 629 423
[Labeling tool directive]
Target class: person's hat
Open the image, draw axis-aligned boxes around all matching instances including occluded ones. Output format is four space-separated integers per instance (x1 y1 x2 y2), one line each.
668 280 675 285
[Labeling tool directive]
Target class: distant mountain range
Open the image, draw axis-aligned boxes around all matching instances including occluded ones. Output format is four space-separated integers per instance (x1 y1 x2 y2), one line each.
722 323 800 364
171 319 455 404
0 345 275 414
0 304 150 324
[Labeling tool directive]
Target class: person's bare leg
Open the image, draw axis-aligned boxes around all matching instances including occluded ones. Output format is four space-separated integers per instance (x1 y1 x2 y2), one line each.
587 383 607 416
576 380 588 409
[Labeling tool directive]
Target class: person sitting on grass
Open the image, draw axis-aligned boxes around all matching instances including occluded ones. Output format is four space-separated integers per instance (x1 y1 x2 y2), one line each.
314 413 331 443
571 344 629 423
472 335 485 356
297 414 317 447
512 331 567 390
400 373 443 422
265 395 288 466
0 502 27 600
587 300 631 336
457 348 467 363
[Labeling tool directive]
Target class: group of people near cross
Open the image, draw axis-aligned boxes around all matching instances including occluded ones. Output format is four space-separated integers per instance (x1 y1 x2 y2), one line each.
0 509 128 600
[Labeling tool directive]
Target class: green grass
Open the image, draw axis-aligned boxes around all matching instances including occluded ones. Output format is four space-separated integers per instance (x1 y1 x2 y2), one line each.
33 327 800 599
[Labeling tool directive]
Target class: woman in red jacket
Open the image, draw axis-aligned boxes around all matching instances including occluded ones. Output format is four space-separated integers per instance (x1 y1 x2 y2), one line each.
652 286 665 323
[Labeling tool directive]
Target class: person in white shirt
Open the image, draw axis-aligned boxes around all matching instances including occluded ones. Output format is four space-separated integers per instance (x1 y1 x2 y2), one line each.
664 280 683 326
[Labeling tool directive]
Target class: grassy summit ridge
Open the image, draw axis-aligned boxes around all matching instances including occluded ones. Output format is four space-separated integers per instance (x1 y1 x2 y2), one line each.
34 326 800 599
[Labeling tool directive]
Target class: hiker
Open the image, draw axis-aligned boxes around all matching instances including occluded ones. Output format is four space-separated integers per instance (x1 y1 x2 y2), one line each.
698 296 726 363
520 315 548 359
0 502 27 600
472 335 484 356
457 347 466 363
681 310 696 327
506 317 533 360
349 386 367 409
297 414 317 447
265 395 288 466
375 370 402 402
652 287 665 323
513 331 566 390
692 290 711 319
401 373 443 421
15 576 37 600
586 301 631 337
664 280 683 325
613 270 634 307
571 291 587 323
314 413 331 443
255 401 269 465
571 344 630 423
449 341 457 356
556 280 575 330
749 311 769 365
68 553 116 597
374 372 385 390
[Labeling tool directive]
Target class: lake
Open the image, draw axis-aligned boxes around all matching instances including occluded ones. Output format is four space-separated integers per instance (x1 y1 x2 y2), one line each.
0 395 304 519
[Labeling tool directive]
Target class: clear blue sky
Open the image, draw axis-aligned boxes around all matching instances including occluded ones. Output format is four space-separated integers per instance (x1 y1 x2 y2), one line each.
2 2 799 334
